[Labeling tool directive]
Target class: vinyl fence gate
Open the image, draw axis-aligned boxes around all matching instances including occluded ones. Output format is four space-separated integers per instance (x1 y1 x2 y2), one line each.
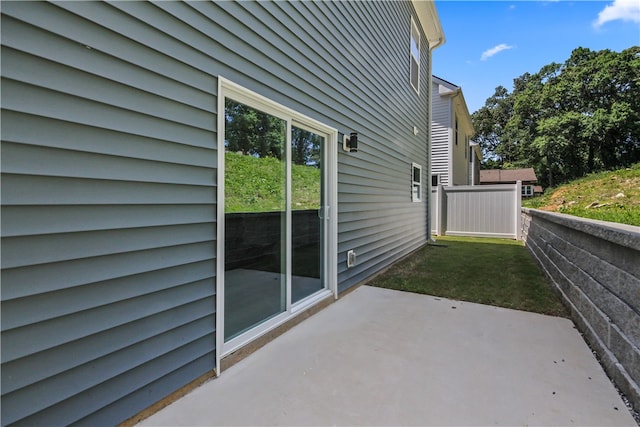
431 182 522 240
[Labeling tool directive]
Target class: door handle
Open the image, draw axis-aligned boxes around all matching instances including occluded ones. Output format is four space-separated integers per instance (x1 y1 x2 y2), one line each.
318 206 329 219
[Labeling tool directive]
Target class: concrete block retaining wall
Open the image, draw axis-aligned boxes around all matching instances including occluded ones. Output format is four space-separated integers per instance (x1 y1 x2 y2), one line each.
521 208 640 411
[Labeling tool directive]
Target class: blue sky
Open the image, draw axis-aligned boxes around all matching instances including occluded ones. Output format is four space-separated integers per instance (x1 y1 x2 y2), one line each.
432 0 640 114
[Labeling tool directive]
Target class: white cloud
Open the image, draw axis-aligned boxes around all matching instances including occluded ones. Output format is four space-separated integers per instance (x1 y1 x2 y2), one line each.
480 44 515 61
593 0 640 28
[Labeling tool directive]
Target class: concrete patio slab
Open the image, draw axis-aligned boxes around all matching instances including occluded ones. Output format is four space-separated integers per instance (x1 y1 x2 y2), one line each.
139 286 636 426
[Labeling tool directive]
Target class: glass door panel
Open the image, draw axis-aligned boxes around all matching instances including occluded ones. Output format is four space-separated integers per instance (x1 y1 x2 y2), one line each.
291 126 324 303
224 99 287 341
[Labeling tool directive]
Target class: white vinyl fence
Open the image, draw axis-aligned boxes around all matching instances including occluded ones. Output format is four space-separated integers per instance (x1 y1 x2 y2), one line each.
431 182 522 239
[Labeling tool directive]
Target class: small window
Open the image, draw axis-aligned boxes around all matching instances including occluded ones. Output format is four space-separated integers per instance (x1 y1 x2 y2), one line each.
412 163 422 202
431 174 439 187
522 185 534 197
410 18 420 94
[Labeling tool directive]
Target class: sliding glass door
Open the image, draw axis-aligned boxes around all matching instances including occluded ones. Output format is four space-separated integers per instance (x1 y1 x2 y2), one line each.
223 99 287 340
222 97 327 344
291 125 324 304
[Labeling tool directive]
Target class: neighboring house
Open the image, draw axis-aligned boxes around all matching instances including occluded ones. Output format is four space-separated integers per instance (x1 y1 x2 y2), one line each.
480 168 542 197
430 75 475 188
0 1 444 425
469 141 482 186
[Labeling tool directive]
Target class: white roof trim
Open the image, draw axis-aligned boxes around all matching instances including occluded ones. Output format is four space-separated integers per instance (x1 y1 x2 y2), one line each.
412 1 445 50
453 90 475 134
433 75 458 91
439 84 459 96
433 75 475 134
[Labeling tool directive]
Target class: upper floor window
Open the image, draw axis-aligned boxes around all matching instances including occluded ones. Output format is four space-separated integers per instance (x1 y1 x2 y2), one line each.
410 17 420 94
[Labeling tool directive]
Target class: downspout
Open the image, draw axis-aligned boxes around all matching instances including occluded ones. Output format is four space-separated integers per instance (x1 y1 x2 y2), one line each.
427 36 445 243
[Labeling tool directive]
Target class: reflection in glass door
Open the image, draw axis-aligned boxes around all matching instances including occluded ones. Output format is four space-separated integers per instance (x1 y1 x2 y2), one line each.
291 126 323 304
223 101 325 342
224 99 287 341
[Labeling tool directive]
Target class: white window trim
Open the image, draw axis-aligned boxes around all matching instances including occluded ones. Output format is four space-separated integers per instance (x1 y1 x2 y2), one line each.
410 17 420 94
412 162 422 202
215 77 338 374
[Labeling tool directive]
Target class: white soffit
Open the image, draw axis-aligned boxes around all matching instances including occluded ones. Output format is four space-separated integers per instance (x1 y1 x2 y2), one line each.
412 0 445 50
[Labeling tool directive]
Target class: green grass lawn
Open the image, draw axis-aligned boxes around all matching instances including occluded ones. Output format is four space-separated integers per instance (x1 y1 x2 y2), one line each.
368 236 569 317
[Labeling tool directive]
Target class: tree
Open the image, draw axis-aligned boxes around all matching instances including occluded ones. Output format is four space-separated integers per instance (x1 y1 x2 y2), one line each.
472 46 640 188
225 99 322 167
225 99 285 159
471 85 513 164
291 127 321 167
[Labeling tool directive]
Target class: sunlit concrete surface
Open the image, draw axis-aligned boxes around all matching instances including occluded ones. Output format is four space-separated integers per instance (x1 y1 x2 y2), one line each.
140 285 636 426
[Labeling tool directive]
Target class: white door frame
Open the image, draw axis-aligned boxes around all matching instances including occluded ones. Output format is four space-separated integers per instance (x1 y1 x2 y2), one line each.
215 77 338 374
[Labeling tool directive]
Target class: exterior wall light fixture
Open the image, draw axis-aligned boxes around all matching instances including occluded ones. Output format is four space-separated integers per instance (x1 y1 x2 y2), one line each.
343 132 358 152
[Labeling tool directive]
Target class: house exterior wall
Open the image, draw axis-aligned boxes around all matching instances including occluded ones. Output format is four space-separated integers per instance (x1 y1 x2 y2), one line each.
469 145 481 185
451 112 469 186
1 1 436 425
430 79 473 187
431 81 451 186
451 92 475 186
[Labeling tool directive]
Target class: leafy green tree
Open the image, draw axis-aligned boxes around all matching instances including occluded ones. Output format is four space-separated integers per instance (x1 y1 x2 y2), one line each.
225 99 322 167
507 63 565 186
471 86 513 165
291 127 321 167
472 46 640 187
225 99 285 159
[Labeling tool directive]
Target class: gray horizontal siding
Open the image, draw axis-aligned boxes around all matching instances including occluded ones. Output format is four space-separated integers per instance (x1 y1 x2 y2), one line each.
2 175 216 206
168 0 430 292
2 50 213 131
72 352 215 427
10 337 215 427
1 204 216 237
3 304 214 418
1 110 216 165
2 223 214 269
1 1 217 425
2 0 433 424
2 298 213 395
2 141 213 188
2 261 215 331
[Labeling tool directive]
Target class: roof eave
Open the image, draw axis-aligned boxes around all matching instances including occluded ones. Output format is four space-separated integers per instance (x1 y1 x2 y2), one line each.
453 90 475 134
412 1 445 50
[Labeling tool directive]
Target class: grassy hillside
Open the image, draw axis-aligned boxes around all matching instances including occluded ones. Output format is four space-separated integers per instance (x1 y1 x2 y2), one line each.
522 163 640 226
225 152 320 213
